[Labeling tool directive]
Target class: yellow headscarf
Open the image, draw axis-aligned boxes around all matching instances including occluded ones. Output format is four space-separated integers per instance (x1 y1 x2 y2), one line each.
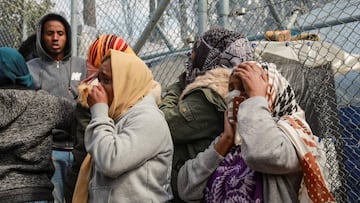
108 49 153 120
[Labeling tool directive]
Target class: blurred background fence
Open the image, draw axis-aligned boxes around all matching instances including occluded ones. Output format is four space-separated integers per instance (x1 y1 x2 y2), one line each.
1 0 359 202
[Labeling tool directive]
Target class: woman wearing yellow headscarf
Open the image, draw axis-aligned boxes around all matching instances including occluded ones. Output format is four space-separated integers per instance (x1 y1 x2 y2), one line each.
67 34 163 202
82 50 173 202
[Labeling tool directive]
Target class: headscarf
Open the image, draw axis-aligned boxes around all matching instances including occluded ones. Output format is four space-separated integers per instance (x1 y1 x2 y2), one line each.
78 34 136 108
183 26 254 87
205 63 335 202
0 47 34 88
87 34 135 69
108 49 153 120
72 48 154 203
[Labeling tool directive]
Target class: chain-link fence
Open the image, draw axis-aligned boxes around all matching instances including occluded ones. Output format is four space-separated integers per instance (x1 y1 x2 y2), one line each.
1 0 359 202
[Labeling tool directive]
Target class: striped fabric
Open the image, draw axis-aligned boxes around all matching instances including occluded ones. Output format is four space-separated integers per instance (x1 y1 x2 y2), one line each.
87 34 135 68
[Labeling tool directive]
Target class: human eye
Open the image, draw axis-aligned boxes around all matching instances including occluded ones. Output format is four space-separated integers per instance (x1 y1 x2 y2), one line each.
98 73 111 84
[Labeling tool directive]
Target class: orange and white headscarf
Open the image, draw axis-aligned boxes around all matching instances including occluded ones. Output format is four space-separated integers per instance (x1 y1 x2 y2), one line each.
78 34 161 108
88 34 135 69
108 49 153 120
263 63 335 203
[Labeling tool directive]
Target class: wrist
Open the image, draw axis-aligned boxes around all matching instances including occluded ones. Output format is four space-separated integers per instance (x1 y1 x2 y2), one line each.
214 133 233 156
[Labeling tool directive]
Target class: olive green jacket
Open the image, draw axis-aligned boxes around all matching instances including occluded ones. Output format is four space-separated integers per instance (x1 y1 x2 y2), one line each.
159 67 231 202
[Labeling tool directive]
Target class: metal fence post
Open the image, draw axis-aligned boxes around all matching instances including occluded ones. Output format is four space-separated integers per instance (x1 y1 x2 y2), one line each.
71 0 78 56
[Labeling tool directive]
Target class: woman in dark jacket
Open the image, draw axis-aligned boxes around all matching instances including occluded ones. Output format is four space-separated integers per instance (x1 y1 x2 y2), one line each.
159 26 254 202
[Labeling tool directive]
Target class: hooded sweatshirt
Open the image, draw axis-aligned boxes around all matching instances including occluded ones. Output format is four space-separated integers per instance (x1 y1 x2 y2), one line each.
0 88 75 202
27 13 86 150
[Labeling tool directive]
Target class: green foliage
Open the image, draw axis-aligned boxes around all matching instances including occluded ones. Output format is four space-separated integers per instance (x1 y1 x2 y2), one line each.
0 0 54 48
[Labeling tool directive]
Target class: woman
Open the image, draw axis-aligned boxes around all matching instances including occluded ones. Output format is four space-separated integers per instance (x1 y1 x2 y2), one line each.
0 47 75 202
64 34 139 202
177 61 335 202
159 26 254 202
84 50 173 202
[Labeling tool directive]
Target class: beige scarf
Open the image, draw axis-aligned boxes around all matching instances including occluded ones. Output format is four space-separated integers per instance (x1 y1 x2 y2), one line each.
72 50 154 203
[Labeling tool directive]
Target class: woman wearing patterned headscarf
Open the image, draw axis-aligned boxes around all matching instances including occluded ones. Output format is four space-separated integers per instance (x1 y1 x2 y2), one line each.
0 47 75 202
159 26 254 202
82 50 173 202
177 62 335 202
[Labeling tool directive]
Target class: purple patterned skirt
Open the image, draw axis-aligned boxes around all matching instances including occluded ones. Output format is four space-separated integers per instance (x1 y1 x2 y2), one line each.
205 147 263 203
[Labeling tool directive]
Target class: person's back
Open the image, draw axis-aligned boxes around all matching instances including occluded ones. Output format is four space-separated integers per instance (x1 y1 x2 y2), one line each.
26 12 86 203
0 47 75 202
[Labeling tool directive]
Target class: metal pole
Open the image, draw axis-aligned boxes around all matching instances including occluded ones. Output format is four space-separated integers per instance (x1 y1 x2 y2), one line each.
71 0 78 56
266 0 285 30
133 0 171 54
219 0 229 29
155 25 175 52
198 0 207 34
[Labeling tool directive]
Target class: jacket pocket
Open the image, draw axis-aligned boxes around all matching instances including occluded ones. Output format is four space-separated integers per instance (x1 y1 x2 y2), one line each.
178 102 194 122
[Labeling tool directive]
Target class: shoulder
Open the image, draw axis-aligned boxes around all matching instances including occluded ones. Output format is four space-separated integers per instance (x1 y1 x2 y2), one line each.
26 58 42 68
71 56 86 64
183 87 227 111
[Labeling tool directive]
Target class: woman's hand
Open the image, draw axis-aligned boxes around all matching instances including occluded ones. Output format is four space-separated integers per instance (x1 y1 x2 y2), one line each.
232 61 268 98
87 84 108 107
215 111 235 156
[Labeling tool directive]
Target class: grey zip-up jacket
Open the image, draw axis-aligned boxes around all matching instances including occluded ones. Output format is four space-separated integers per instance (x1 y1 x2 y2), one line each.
27 13 86 150
85 94 174 202
0 88 75 202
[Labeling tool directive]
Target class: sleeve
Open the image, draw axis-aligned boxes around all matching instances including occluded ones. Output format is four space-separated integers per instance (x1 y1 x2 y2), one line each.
160 82 225 144
50 94 76 131
85 103 170 178
177 138 224 202
237 96 301 174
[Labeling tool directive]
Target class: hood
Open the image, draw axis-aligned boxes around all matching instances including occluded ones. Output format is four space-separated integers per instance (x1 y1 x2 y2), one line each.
0 89 35 128
180 67 231 101
36 13 72 60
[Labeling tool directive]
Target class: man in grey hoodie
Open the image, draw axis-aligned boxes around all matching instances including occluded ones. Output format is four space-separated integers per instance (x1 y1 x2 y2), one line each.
27 12 87 203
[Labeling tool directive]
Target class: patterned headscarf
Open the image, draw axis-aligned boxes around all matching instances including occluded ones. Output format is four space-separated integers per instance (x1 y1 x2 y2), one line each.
205 63 335 202
78 34 136 108
184 26 254 86
108 50 153 120
0 47 34 88
87 34 135 68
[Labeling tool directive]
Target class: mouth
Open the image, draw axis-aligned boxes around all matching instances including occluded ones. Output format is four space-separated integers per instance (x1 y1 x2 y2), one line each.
51 44 60 49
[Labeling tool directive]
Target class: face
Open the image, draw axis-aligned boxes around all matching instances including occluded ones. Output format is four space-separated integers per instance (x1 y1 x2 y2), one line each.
98 58 114 105
42 20 67 60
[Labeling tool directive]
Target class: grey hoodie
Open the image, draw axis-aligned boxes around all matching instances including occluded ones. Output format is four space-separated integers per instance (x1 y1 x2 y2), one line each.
0 88 75 202
27 13 86 149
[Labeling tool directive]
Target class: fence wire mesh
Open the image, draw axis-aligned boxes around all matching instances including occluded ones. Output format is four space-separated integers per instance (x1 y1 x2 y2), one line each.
1 0 359 202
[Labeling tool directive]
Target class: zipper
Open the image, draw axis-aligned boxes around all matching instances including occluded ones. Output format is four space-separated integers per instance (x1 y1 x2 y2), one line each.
57 61 60 69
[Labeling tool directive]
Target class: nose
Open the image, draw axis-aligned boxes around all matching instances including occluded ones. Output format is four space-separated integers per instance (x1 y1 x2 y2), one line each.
53 33 59 40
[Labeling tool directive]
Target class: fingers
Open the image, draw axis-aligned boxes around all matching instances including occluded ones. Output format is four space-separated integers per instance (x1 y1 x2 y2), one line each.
232 61 268 98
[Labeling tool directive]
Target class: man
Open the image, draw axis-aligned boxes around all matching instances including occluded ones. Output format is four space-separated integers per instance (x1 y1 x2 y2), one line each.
27 13 86 203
